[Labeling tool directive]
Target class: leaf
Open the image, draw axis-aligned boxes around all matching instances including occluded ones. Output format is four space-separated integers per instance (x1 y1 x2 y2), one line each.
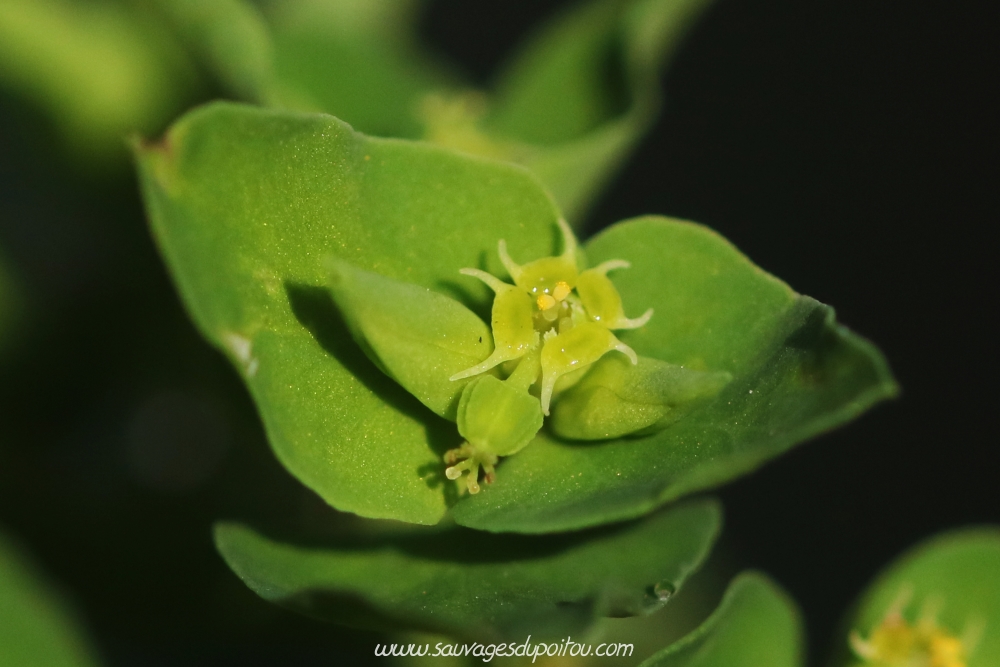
0 530 102 667
834 528 1000 667
150 0 278 104
639 572 804 667
327 259 493 420
135 102 561 525
259 0 714 222
451 217 897 533
214 498 721 640
485 0 716 221
264 0 455 138
0 0 196 160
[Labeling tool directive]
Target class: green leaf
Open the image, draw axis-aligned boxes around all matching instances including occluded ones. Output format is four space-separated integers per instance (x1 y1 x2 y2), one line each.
150 0 278 104
0 530 102 667
480 0 716 221
265 0 455 138
327 259 494 420
135 102 561 525
214 499 721 640
452 217 897 533
834 528 1000 667
639 572 804 667
258 0 713 222
0 0 196 160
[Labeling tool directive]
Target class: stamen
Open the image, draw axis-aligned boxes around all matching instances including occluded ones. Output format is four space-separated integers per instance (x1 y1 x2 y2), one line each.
553 281 572 301
537 294 556 310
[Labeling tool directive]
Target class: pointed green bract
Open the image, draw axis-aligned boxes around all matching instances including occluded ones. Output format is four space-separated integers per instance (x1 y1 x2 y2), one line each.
836 528 1000 667
551 355 732 440
328 259 493 419
639 572 804 667
135 102 560 525
214 499 721 640
451 217 897 533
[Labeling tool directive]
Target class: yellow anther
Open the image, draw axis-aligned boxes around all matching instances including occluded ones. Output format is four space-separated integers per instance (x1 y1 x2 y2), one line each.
553 281 572 301
537 294 556 311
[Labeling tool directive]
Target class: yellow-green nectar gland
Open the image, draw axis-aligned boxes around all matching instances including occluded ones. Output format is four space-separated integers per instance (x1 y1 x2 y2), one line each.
444 218 653 493
849 590 983 667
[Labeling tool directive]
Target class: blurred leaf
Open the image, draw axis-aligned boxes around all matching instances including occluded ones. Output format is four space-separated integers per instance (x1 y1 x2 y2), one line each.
834 527 1000 667
215 499 720 640
0 530 102 667
639 572 804 667
135 102 560 525
264 0 455 137
452 218 897 532
150 0 278 103
0 0 197 160
485 0 714 221
137 105 895 532
259 0 713 223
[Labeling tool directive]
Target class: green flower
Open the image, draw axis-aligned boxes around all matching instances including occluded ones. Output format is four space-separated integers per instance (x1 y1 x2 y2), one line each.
330 218 728 495
442 218 655 492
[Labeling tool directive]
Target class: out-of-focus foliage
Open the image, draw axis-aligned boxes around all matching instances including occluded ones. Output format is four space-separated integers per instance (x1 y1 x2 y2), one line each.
0 0 713 221
0 0 198 161
259 0 716 222
0 530 102 667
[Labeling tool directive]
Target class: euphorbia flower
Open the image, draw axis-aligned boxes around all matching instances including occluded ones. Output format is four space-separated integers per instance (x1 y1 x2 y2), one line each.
329 219 727 495
450 217 652 414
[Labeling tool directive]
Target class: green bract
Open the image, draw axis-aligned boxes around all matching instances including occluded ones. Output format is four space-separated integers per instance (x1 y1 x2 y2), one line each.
135 102 896 532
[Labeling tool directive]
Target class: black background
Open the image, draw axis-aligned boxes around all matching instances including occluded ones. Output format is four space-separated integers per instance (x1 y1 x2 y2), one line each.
0 0 997 664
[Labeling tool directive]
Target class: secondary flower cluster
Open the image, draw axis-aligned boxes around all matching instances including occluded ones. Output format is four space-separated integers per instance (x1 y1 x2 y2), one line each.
850 592 980 667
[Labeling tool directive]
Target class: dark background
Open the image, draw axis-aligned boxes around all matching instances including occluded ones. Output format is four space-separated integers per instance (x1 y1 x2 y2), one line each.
0 0 996 664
